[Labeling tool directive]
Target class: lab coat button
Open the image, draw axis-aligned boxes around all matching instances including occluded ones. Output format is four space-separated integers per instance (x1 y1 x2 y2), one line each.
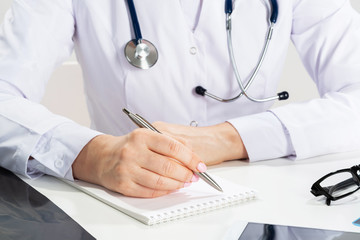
55 159 64 169
190 120 198 127
189 47 197 55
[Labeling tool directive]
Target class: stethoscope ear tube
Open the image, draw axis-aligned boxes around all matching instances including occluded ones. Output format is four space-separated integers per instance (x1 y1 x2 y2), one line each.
195 86 243 103
195 0 288 103
225 0 233 14
127 0 142 42
225 0 278 23
269 0 279 23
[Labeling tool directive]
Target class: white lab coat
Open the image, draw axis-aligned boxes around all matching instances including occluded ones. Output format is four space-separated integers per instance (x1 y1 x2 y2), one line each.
0 0 360 180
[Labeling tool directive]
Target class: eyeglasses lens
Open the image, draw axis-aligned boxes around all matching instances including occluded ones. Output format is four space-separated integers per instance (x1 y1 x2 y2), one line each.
320 172 359 198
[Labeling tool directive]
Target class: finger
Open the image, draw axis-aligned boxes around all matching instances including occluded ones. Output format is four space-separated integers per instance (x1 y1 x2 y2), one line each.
133 167 191 191
146 133 207 173
139 152 195 183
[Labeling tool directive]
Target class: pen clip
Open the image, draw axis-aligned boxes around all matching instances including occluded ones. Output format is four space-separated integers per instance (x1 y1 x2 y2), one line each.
123 108 160 133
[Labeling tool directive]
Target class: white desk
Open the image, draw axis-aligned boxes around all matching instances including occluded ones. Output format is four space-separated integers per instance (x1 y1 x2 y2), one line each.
23 150 360 240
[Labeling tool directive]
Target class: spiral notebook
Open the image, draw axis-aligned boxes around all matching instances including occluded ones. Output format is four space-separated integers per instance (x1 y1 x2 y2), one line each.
64 176 257 225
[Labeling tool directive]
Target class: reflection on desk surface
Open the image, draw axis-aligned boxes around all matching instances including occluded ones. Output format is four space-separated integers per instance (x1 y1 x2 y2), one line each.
0 167 95 240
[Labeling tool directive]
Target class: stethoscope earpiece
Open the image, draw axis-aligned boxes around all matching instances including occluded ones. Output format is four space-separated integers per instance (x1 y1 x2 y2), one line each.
195 86 207 96
278 91 289 101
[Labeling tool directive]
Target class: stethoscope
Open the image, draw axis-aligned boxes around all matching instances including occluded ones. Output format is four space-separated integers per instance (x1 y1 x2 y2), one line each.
124 0 289 103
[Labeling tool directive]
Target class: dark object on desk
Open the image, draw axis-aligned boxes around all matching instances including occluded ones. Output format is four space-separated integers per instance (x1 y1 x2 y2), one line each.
311 164 360 205
237 222 360 240
0 167 95 240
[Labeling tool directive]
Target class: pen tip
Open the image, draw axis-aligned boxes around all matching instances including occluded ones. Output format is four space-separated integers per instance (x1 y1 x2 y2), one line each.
122 108 130 115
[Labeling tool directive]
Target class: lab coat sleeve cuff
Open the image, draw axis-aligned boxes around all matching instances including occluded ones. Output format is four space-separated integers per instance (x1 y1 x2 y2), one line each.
227 111 295 162
27 122 102 181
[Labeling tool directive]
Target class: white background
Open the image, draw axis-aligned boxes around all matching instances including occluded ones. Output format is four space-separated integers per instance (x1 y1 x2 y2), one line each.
0 1 360 127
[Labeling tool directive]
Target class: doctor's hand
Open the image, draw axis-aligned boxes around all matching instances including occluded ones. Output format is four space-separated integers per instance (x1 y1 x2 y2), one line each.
72 130 205 198
153 121 248 166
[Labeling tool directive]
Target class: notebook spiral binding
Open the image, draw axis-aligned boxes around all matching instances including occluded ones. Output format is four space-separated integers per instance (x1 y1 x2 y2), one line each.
147 190 257 225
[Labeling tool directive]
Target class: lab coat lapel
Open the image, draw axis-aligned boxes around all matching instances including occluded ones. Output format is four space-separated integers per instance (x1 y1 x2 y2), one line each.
177 0 206 33
177 0 204 33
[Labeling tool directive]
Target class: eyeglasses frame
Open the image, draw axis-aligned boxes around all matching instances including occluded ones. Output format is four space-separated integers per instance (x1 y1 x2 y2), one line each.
311 164 360 206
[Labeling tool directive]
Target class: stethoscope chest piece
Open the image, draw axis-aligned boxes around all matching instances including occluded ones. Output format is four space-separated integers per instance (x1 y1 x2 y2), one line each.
125 39 158 69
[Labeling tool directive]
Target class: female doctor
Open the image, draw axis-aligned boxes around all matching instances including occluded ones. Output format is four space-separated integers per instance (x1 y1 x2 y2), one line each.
0 0 360 198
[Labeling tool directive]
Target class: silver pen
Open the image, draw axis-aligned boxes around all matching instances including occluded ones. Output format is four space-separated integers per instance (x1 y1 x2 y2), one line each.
122 108 223 192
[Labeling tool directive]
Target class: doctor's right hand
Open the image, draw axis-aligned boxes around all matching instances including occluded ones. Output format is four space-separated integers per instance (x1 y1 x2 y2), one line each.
72 130 204 198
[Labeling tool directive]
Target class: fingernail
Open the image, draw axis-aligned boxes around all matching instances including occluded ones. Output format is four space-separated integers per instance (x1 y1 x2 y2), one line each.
197 162 207 172
191 174 199 182
184 182 192 188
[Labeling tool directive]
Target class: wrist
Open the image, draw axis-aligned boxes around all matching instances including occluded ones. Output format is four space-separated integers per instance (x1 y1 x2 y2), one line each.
72 134 115 184
212 122 248 161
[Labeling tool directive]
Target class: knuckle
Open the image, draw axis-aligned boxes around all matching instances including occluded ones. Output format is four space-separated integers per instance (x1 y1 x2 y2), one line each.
162 160 175 176
180 138 191 149
150 189 158 198
117 181 127 192
118 145 133 161
129 128 146 142
168 139 182 155
154 175 166 189
114 163 128 176
114 179 131 195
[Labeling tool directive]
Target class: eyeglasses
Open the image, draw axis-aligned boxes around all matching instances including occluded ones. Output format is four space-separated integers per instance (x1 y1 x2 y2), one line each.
311 164 360 206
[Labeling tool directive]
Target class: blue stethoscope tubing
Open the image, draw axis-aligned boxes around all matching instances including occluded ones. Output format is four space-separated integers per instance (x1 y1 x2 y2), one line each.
224 0 278 23
127 0 142 42
124 0 289 103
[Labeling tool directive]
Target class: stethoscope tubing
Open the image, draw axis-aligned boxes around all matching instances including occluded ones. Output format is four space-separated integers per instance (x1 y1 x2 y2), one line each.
227 15 278 103
197 0 286 103
125 0 288 102
127 0 142 43
269 0 279 24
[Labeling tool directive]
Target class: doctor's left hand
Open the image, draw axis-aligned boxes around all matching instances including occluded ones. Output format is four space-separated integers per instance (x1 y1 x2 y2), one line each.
153 121 248 166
